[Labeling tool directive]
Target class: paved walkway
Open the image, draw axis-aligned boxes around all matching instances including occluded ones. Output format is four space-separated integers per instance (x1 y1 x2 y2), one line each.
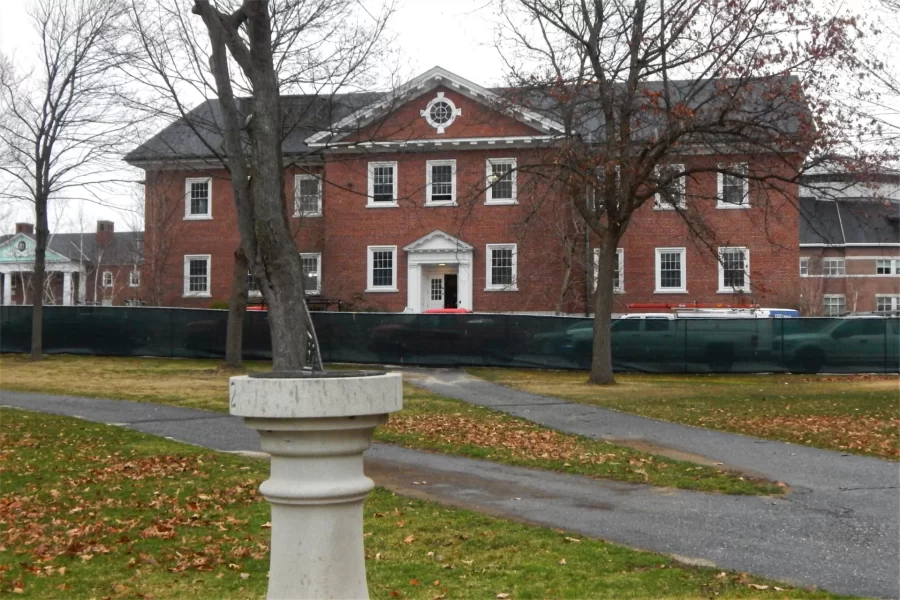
2 388 898 599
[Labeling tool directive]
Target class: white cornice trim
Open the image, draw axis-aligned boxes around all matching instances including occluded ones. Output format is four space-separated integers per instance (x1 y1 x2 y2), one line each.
799 243 900 247
310 134 560 152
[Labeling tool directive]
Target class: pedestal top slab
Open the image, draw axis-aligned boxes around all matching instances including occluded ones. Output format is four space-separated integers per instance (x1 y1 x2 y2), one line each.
229 372 403 418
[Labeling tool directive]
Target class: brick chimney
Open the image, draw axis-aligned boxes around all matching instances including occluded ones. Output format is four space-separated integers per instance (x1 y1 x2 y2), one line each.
97 220 114 246
15 223 34 235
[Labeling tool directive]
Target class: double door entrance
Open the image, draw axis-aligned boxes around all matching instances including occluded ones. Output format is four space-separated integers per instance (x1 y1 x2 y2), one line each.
424 271 459 311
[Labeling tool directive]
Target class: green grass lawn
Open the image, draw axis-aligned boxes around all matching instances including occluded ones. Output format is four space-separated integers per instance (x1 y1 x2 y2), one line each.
0 410 847 599
0 355 781 495
467 369 900 459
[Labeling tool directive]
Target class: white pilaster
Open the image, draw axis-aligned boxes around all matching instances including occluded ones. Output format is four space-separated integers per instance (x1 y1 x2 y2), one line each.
406 263 421 313
63 271 73 305
2 273 10 306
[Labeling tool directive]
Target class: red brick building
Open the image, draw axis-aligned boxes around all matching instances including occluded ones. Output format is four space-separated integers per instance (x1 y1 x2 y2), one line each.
125 67 803 314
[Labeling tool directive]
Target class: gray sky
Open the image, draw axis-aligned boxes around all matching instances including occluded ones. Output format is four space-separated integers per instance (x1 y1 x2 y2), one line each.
0 0 897 233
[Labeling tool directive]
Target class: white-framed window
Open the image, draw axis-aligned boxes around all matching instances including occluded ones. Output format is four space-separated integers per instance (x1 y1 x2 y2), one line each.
102 271 113 288
485 244 518 291
293 174 322 217
367 162 398 207
655 247 687 293
184 177 212 219
654 164 686 210
717 247 750 293
183 254 211 297
822 258 846 277
421 92 461 133
716 164 749 208
823 294 846 316
486 158 517 204
300 252 321 295
876 295 900 313
799 257 809 277
128 270 140 288
366 246 397 291
592 248 624 293
247 271 261 298
875 259 900 275
426 160 456 205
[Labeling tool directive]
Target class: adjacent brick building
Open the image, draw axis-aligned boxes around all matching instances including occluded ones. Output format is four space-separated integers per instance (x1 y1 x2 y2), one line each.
799 171 900 315
125 67 804 314
0 221 143 306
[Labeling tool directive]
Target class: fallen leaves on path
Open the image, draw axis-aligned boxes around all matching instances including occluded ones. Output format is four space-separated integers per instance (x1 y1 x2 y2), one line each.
721 414 900 458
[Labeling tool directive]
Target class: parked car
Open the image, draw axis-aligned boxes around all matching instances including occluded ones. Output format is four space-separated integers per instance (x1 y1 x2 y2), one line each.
777 317 899 373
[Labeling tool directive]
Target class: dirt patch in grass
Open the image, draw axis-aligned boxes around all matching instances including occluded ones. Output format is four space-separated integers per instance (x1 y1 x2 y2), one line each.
0 410 844 599
467 369 900 459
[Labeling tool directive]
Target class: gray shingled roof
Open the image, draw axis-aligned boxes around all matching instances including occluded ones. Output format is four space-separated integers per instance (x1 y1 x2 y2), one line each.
0 232 143 266
799 197 900 245
124 93 381 164
126 74 809 164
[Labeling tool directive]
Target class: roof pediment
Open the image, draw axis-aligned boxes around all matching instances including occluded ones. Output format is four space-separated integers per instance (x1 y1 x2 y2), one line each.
0 233 72 264
404 230 473 253
306 66 565 145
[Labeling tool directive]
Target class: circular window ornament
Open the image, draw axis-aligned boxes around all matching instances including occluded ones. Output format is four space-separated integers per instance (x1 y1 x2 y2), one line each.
16 241 26 252
421 93 460 133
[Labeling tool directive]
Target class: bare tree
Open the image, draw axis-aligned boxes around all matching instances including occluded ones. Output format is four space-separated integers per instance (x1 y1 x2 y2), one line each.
497 0 878 384
123 0 394 370
0 0 135 360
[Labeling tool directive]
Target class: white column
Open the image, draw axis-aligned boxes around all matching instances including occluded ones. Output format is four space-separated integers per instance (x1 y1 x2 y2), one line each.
2 273 10 306
63 271 73 306
77 270 86 304
230 372 402 600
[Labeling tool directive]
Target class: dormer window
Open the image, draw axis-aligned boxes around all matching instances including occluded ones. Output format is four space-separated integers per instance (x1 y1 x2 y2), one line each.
421 93 460 133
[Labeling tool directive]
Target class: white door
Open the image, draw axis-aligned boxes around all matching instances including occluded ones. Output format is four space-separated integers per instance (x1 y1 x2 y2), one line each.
426 276 444 310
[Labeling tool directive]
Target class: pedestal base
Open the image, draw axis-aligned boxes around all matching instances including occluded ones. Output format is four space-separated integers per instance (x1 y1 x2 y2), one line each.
230 372 402 600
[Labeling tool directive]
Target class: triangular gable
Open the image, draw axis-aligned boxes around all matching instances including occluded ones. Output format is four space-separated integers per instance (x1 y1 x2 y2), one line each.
0 233 72 264
404 230 473 253
306 66 564 145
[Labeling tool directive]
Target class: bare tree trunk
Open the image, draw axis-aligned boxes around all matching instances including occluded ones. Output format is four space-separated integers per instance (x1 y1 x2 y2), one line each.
589 237 617 384
225 246 248 369
30 193 48 361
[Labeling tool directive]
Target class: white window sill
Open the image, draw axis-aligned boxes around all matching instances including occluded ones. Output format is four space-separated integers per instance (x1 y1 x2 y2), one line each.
249 291 263 298
366 202 399 209
425 201 457 207
485 200 517 206
614 289 625 294
365 287 398 293
484 286 519 292
654 289 688 294
305 290 321 296
653 205 684 211
184 215 213 220
183 293 211 298
716 203 750 210
127 285 139 288
718 289 751 294
293 212 322 218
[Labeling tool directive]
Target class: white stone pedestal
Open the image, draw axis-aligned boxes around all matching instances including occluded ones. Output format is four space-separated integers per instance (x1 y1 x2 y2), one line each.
230 371 403 600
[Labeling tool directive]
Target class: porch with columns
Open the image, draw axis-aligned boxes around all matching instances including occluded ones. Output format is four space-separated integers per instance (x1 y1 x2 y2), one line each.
0 263 86 306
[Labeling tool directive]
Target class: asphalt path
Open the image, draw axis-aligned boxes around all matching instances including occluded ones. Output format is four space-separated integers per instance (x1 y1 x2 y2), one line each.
2 387 898 599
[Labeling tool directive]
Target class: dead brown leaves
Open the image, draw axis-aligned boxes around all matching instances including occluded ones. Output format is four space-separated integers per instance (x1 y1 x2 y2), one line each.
384 413 614 464
726 415 900 458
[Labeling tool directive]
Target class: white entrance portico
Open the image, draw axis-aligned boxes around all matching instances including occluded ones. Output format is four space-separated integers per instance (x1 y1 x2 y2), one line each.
403 230 473 313
0 233 85 305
